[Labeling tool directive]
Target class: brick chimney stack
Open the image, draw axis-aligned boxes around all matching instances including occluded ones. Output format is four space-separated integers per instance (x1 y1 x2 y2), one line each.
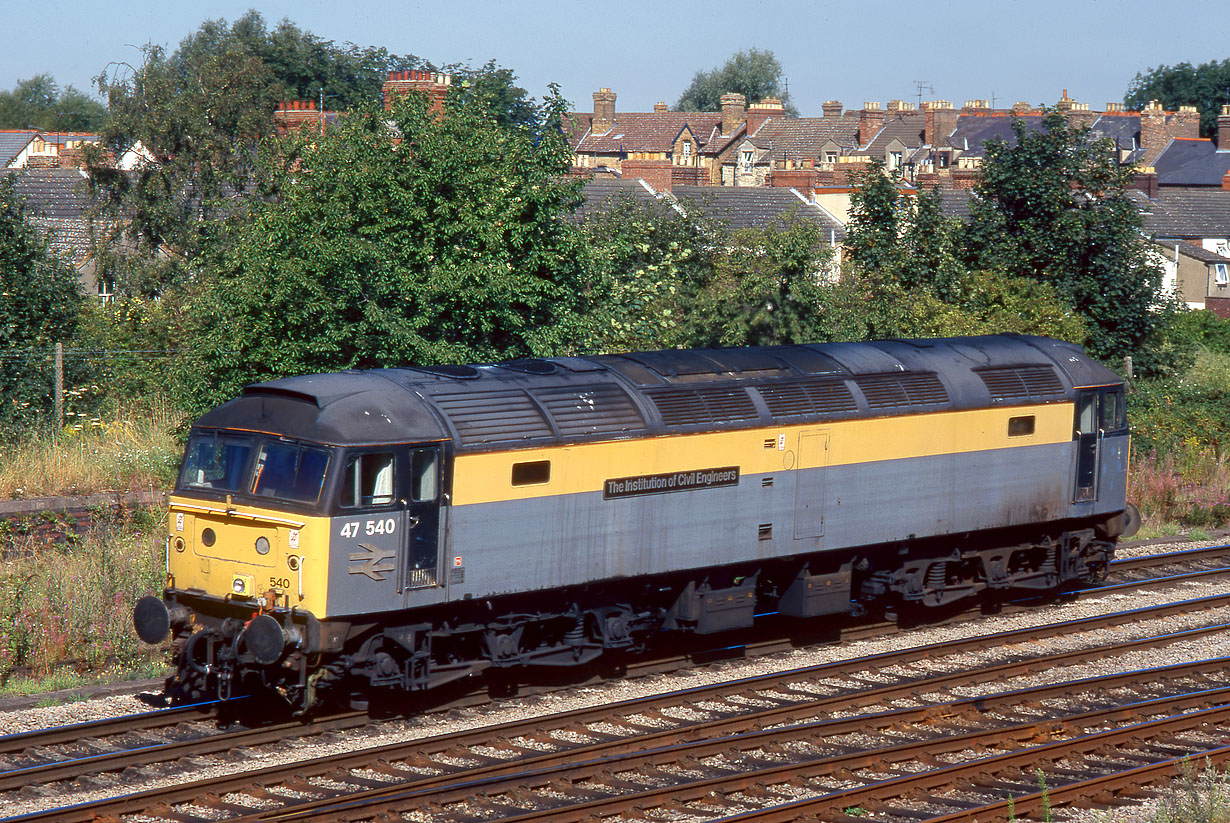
822 100 843 118
382 70 452 114
747 98 785 135
858 102 884 146
592 88 616 135
1220 105 1230 148
1140 100 1168 165
721 92 747 136
654 101 668 113
923 100 956 146
1223 169 1230 191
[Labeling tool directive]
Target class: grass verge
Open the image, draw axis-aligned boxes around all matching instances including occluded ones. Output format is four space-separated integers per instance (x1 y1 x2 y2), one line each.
0 401 183 499
0 504 170 691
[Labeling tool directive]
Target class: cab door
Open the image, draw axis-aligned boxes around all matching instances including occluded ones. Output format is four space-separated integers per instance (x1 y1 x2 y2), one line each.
403 446 443 595
1073 391 1100 502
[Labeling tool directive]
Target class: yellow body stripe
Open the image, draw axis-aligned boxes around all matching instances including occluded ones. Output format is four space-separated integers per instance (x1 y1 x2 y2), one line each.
452 403 1072 506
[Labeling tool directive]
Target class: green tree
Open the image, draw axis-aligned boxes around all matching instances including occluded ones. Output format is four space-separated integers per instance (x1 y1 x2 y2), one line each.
0 176 81 429
88 12 423 289
0 74 106 132
576 193 717 352
176 89 585 411
690 218 835 347
675 48 797 115
844 160 904 276
965 111 1177 373
1126 59 1230 139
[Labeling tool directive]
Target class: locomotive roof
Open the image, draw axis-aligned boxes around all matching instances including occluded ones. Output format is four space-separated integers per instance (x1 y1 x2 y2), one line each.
194 335 1122 450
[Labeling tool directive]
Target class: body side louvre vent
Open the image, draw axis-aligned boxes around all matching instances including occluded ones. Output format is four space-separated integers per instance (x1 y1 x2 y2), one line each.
532 384 648 436
976 365 1065 400
757 379 858 418
854 372 949 409
645 386 759 426
431 390 553 443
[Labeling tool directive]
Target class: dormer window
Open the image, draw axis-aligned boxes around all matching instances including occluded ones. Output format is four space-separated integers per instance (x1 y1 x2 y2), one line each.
681 142 692 157
824 151 838 164
740 150 754 170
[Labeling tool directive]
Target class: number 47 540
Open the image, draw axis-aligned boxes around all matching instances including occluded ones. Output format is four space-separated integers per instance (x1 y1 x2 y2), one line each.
339 519 397 538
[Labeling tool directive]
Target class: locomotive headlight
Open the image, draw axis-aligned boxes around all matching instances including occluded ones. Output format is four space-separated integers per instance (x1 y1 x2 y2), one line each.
173 537 185 553
255 536 271 555
233 578 246 594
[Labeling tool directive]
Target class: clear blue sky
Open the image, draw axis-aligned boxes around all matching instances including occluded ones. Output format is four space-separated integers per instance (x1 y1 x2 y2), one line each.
5 0 1227 117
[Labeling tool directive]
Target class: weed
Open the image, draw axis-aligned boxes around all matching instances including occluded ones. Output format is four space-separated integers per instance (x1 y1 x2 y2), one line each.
1151 757 1230 823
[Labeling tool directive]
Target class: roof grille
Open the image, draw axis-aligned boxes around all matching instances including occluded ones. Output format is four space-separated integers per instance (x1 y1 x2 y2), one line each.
432 390 553 443
532 384 647 436
757 379 858 419
976 365 1066 400
854 373 949 409
646 386 759 426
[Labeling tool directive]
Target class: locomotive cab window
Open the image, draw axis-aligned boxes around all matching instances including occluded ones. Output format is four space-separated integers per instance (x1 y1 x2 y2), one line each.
1100 389 1127 433
1008 415 1035 437
410 449 438 502
251 442 330 503
512 460 550 486
179 433 254 493
340 453 395 507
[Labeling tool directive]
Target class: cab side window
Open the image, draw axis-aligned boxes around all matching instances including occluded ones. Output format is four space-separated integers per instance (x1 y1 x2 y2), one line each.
340 453 395 507
1100 389 1127 432
410 450 438 502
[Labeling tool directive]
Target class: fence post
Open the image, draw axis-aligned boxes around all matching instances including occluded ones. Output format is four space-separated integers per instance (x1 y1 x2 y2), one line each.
54 341 63 438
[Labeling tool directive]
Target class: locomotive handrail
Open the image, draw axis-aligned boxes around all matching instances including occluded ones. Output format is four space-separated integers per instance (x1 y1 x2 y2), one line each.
169 502 306 529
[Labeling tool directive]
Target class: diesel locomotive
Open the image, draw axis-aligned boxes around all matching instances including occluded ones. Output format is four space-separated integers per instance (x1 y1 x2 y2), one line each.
134 335 1137 711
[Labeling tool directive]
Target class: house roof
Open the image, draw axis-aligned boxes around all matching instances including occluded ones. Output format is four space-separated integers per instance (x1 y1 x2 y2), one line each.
945 114 1047 157
1088 114 1140 153
741 116 859 162
573 112 726 154
571 178 664 222
10 168 94 265
857 112 926 155
0 129 37 167
1152 138 1230 187
1161 239 1230 264
1132 188 1230 238
672 185 845 237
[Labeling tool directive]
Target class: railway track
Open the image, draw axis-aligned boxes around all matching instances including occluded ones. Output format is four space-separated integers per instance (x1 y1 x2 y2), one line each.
8 590 1230 819
3 542 1229 821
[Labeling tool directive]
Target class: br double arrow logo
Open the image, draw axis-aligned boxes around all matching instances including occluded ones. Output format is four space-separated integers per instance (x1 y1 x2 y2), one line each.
348 543 396 581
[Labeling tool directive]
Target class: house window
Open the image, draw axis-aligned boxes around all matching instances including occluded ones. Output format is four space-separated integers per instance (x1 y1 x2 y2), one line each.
1215 263 1229 285
824 151 837 164
888 151 903 170
740 150 754 170
97 279 114 305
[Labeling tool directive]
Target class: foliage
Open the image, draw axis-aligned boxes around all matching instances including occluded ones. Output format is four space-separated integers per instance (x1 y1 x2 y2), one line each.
1149 758 1230 823
0 74 106 132
689 218 836 347
87 11 425 292
965 111 1178 374
576 192 715 352
0 506 167 683
842 162 1085 343
1170 309 1230 355
675 48 798 115
0 175 81 430
1126 59 1230 140
176 88 585 412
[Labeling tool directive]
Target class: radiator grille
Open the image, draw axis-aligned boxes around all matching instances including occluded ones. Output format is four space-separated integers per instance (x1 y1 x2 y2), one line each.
853 373 949 409
532 384 646 436
646 386 759 426
757 379 858 419
976 365 1066 400
432 390 552 443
